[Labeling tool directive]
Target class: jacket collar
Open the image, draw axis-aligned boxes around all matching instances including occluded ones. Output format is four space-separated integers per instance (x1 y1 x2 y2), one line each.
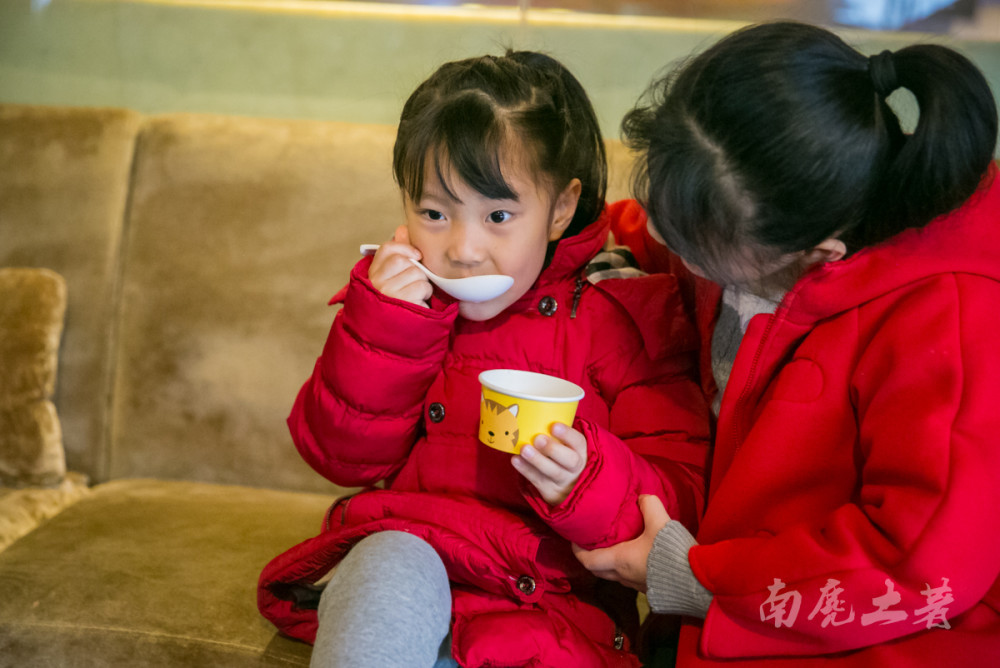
535 213 612 288
784 162 1000 327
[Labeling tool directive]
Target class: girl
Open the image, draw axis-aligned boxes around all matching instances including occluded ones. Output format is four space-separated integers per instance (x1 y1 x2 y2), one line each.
257 51 711 667
576 21 1000 666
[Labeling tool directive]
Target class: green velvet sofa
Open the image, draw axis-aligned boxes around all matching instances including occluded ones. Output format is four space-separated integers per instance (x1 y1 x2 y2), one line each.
0 103 635 667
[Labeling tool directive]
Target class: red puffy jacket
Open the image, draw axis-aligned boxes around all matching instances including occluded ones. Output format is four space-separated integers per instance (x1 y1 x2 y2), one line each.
258 215 711 667
608 164 1000 666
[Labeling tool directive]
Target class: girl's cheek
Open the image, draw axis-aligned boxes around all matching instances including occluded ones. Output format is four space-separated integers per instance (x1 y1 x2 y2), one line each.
680 258 708 279
646 219 667 245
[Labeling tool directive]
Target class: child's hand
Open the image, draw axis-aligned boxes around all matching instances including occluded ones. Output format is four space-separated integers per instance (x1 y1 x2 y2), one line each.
368 225 433 307
512 422 587 505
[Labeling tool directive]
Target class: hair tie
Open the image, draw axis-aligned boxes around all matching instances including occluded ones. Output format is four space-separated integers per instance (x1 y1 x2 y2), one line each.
868 50 899 98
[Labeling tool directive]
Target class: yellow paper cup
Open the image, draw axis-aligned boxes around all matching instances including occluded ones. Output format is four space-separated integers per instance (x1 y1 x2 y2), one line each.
478 369 585 454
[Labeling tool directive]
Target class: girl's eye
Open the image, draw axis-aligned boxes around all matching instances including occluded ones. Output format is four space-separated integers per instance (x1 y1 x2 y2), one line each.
488 211 511 224
423 210 445 221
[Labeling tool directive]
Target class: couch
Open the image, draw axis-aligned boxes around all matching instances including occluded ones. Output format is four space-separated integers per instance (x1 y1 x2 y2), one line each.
0 103 635 666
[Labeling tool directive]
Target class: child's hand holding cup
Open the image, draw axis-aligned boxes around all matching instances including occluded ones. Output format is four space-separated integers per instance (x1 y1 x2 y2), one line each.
478 369 587 505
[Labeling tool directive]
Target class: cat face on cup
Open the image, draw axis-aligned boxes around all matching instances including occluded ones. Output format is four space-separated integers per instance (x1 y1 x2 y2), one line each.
477 370 584 454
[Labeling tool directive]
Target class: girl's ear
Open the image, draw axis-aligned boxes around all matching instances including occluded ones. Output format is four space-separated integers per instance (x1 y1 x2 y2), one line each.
801 238 847 268
547 178 582 241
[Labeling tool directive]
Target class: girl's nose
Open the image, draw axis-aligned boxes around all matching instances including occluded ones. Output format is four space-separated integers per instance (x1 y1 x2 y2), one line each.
446 226 487 266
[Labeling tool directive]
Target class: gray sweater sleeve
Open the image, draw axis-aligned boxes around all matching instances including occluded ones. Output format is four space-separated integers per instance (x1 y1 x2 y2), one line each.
645 520 713 618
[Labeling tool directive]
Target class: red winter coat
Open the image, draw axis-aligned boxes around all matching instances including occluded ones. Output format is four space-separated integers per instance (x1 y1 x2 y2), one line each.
258 215 711 667
608 164 1000 666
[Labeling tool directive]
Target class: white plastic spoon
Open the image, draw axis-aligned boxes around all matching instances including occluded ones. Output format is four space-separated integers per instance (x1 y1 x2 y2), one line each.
359 244 514 303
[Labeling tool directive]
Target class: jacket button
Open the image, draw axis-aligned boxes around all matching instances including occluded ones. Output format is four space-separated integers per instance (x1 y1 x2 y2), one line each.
516 575 536 595
613 629 625 650
537 296 557 316
428 402 445 423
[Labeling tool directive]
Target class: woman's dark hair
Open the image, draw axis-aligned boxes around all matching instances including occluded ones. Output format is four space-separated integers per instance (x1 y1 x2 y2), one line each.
624 21 998 282
393 50 607 237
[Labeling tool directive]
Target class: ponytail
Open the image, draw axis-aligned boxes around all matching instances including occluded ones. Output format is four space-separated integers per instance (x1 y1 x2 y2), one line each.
860 44 998 248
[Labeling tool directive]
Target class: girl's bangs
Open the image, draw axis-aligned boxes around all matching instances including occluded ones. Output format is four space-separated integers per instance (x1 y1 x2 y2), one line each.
396 94 519 203
436 98 517 202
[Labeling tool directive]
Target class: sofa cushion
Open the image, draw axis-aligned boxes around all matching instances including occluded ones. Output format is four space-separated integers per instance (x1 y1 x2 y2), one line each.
0 267 68 488
0 472 90 552
110 114 401 493
0 479 332 666
0 267 89 551
0 104 141 482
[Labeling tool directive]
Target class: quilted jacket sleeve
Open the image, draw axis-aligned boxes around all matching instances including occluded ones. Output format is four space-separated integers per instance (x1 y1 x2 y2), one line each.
527 273 712 549
288 258 457 486
606 198 722 401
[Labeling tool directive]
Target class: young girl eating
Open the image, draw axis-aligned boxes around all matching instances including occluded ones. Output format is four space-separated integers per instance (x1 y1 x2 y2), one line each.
257 50 711 667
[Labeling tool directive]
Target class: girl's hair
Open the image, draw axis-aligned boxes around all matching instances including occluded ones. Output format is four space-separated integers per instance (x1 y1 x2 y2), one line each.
624 21 998 283
393 50 607 237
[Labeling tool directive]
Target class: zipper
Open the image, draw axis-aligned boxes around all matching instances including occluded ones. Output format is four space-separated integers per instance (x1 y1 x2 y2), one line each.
323 494 356 532
570 275 584 319
322 502 336 532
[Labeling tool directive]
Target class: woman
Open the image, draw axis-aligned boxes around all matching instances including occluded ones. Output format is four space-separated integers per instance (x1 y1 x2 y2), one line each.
577 21 1000 666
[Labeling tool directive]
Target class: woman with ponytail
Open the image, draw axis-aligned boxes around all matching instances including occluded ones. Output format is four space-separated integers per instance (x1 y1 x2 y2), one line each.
575 21 1000 666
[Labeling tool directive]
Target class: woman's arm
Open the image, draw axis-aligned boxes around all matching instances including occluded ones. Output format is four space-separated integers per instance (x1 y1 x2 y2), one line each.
573 495 713 617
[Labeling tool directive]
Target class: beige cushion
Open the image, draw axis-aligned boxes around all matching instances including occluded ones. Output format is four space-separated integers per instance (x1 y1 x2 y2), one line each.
0 479 331 666
110 114 402 492
0 268 67 488
0 104 141 482
0 472 89 552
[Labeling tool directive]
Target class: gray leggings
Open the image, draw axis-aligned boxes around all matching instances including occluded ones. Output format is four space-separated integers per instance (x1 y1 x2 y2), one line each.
310 530 457 668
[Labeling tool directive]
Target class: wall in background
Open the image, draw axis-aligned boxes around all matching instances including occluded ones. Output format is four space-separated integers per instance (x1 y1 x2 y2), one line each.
3 0 1000 142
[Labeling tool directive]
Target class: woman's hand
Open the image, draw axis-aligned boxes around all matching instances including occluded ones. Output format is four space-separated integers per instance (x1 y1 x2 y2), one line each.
571 494 671 592
368 225 433 307
512 422 587 505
